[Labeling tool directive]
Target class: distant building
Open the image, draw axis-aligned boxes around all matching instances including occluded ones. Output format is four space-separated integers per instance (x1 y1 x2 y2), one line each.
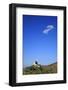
32 60 40 67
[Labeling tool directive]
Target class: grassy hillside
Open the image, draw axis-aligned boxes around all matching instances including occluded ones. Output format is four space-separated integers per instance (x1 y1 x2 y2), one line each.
23 62 57 75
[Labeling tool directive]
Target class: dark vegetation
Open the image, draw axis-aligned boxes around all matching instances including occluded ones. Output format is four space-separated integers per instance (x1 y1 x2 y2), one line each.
23 62 57 75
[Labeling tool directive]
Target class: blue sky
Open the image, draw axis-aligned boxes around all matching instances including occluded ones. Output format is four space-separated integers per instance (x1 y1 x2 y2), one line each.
23 15 57 67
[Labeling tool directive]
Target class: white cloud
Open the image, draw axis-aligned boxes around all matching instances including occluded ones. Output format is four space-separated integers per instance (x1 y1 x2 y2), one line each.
43 25 54 34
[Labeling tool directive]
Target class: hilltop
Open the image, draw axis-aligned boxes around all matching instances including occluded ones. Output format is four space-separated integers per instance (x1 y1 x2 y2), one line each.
23 62 57 75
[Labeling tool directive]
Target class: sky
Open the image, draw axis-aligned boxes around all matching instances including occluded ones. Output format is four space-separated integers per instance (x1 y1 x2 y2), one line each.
23 15 57 67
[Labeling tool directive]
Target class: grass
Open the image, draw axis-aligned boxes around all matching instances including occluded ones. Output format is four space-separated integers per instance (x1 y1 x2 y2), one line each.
23 62 57 75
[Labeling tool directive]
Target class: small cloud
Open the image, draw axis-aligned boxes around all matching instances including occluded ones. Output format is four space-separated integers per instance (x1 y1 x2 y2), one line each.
43 25 54 34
